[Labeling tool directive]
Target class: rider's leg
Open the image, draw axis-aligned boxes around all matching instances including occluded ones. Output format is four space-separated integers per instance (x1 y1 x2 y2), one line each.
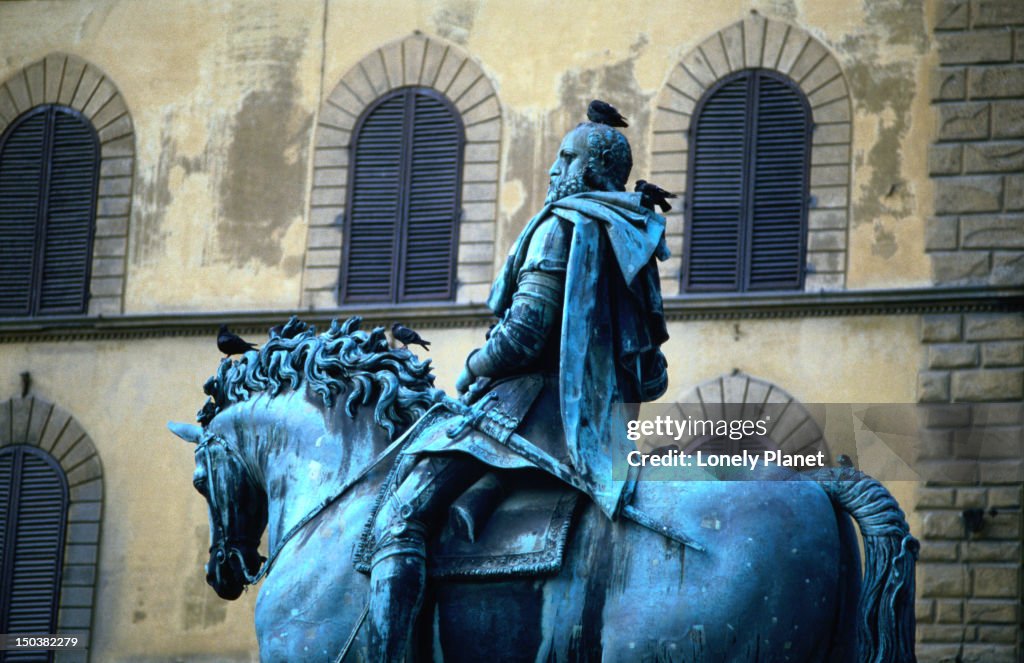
368 453 487 661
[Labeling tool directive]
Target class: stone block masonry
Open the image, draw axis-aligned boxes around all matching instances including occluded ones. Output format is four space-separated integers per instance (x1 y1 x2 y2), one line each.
925 27 1024 663
930 1 1024 289
916 312 1023 661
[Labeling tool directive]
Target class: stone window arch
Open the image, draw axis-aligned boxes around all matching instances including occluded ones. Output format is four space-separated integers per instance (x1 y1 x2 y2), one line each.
1 396 103 662
0 53 135 317
670 372 830 463
652 16 852 295
304 33 502 308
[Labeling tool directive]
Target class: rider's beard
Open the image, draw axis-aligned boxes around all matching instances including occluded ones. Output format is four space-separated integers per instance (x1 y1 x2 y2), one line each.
545 171 589 203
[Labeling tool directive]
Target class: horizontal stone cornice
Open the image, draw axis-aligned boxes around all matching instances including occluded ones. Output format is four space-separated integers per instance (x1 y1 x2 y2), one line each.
0 287 1021 344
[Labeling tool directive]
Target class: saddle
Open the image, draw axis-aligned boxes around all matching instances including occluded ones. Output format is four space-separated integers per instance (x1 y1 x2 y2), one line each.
429 474 580 579
356 375 704 578
356 374 583 579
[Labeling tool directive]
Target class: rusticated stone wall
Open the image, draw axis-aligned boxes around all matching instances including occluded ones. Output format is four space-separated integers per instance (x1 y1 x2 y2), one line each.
919 2 1024 661
928 0 1024 285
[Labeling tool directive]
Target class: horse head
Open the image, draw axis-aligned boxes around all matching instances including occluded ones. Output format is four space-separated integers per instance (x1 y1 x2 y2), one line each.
172 317 442 605
169 421 267 600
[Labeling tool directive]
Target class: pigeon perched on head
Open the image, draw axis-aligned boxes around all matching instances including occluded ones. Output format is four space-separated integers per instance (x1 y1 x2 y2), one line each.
587 99 628 128
634 179 677 213
391 322 430 352
217 325 257 356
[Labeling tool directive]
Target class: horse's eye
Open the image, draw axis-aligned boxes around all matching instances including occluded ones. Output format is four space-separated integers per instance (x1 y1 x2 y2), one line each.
193 467 208 495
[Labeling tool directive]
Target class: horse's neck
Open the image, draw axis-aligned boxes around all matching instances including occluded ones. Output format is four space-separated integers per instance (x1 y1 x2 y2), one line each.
229 392 394 554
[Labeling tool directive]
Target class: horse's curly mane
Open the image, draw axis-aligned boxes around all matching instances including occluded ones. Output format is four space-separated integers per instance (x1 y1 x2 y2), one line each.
198 316 443 438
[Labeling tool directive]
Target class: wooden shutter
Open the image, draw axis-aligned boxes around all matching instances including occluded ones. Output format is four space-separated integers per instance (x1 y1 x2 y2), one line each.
685 70 810 292
0 446 69 655
399 90 462 301
685 74 749 291
0 111 48 316
342 93 406 302
341 88 463 303
0 106 99 317
748 75 810 289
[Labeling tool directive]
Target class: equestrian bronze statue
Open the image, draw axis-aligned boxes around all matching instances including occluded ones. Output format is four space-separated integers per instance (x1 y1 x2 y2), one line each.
169 102 918 662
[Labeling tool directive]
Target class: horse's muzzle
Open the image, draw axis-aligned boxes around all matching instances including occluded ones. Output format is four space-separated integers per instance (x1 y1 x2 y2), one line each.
206 544 261 600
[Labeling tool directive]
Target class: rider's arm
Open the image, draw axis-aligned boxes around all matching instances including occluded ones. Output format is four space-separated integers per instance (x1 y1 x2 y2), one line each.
457 217 570 390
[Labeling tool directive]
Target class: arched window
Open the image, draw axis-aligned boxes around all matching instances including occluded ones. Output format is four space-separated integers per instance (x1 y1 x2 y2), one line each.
340 87 464 304
0 445 69 647
0 105 100 316
684 69 811 293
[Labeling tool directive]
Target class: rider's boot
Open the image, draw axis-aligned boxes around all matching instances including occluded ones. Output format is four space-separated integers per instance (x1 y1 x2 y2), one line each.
364 454 487 661
368 550 426 662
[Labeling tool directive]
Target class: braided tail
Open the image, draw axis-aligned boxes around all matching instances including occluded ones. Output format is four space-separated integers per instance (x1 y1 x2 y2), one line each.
811 468 919 663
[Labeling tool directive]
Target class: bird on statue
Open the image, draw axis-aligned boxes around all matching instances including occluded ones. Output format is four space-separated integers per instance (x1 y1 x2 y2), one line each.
217 325 257 356
634 179 677 213
391 322 431 351
586 99 628 127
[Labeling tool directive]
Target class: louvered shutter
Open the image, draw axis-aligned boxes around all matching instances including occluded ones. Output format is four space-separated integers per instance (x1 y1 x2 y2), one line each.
399 91 462 301
342 93 406 302
341 88 463 303
38 110 100 313
685 70 810 292
685 74 748 291
0 112 47 316
0 106 99 317
748 75 809 289
0 446 69 660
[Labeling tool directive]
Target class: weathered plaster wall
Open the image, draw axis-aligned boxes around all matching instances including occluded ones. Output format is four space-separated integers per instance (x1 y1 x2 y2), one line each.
0 0 935 315
662 315 920 404
0 1 322 313
0 316 918 660
0 339 258 659
0 0 951 660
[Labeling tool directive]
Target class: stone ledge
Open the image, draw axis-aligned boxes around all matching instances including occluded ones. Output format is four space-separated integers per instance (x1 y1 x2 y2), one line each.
2 287 1022 343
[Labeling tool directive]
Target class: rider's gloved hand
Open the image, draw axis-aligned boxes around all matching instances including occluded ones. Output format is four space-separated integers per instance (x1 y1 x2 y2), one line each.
456 349 481 397
455 364 475 395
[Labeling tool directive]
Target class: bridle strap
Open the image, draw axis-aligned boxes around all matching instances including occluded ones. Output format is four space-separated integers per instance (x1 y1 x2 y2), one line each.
214 433 408 586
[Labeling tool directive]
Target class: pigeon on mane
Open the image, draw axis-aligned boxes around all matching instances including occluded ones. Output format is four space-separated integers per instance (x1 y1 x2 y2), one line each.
197 316 443 438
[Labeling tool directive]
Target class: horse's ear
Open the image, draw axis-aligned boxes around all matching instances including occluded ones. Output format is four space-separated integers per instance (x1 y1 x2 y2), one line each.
168 421 203 444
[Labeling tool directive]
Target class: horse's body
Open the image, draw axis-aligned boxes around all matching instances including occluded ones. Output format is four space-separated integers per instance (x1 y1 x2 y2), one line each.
171 319 915 662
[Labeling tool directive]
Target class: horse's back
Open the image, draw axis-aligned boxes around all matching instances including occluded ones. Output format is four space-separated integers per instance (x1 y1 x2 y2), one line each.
431 476 847 662
253 471 851 662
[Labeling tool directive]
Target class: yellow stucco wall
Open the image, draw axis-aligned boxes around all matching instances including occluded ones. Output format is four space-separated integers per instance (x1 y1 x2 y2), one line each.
0 315 921 659
0 0 938 659
0 0 934 316
0 338 258 657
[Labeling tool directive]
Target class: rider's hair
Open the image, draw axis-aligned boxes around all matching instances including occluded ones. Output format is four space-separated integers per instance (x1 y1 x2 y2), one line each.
579 122 632 192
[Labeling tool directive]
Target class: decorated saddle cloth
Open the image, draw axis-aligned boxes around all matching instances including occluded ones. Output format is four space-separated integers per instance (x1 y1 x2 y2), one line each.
428 482 579 579
356 375 582 578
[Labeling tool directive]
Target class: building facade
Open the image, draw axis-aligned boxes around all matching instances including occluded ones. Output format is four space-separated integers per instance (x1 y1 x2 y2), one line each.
0 1 1020 661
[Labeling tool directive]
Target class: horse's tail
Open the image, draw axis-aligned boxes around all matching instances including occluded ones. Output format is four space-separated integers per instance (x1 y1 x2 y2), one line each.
811 467 919 663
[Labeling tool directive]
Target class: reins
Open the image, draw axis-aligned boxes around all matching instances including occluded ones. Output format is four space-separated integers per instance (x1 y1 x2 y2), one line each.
199 431 407 587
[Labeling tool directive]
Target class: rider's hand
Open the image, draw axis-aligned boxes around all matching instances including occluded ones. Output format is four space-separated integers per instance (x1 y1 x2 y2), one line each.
455 364 475 395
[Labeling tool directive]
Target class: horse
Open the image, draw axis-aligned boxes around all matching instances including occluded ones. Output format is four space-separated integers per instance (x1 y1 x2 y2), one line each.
168 317 918 662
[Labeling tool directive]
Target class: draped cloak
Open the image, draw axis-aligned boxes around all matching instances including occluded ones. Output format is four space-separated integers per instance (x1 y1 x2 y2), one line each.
487 191 670 518
405 191 670 520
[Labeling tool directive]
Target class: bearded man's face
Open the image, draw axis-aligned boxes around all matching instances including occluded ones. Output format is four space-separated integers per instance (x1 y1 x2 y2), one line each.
545 126 592 203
